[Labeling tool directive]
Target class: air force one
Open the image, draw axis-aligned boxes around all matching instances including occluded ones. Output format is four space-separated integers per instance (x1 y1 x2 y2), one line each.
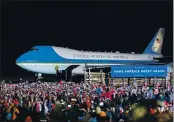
16 28 167 76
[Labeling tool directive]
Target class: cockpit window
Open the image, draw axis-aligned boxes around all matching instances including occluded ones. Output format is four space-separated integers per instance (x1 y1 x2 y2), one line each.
31 48 39 51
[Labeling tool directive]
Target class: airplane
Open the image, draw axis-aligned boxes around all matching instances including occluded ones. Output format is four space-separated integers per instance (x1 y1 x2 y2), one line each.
16 28 168 79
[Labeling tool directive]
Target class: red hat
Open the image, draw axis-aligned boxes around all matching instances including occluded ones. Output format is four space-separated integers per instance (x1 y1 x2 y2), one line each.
13 99 19 105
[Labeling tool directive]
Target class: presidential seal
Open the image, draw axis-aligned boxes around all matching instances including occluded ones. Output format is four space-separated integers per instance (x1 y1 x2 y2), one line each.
55 65 59 71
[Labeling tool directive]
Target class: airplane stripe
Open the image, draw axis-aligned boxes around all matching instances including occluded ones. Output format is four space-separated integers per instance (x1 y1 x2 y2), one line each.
16 61 157 65
16 63 123 65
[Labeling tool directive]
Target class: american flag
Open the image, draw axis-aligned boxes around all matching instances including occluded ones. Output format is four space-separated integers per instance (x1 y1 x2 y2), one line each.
156 38 161 43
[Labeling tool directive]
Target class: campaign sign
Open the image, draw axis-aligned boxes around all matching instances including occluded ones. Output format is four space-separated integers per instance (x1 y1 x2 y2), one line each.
111 65 167 78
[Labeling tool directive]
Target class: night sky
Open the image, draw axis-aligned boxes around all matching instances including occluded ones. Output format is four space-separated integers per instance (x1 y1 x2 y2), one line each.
2 1 173 78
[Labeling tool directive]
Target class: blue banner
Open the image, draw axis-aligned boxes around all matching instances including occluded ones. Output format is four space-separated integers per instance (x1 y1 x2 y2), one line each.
111 65 167 78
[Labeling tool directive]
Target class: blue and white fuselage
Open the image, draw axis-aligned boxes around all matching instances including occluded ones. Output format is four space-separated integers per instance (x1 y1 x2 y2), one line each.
16 28 165 75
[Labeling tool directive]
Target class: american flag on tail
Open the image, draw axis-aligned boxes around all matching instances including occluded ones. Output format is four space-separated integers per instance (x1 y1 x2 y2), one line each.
156 38 161 43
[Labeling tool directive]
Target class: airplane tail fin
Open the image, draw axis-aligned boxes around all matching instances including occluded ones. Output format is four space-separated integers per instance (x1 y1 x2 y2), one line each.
143 28 165 54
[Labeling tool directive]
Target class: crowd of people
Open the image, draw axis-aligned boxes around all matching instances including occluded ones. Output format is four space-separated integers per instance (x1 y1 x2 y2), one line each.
0 79 173 122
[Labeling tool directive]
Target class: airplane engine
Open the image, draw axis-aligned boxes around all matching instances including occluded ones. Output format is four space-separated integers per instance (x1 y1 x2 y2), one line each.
72 65 85 75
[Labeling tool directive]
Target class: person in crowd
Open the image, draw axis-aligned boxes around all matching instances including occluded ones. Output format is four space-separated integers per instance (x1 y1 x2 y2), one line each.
0 79 173 122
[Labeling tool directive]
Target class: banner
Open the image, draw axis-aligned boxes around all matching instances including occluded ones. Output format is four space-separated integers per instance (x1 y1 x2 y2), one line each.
111 65 167 78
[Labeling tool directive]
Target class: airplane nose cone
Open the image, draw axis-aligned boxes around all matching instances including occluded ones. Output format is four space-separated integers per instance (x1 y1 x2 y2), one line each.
16 53 27 66
16 56 22 66
16 57 20 64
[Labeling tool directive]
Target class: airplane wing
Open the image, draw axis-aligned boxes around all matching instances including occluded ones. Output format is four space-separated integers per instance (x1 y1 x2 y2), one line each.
153 56 172 60
153 56 173 64
72 64 123 75
72 65 111 75
72 65 84 75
